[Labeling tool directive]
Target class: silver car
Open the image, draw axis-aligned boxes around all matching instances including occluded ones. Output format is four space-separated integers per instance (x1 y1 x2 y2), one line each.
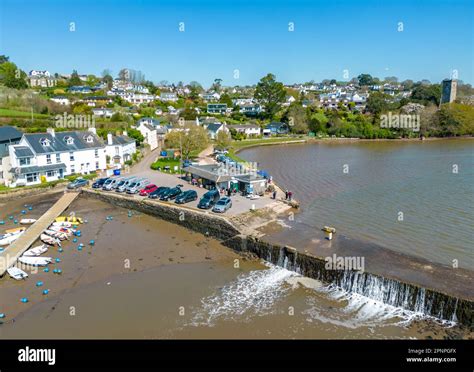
212 197 232 213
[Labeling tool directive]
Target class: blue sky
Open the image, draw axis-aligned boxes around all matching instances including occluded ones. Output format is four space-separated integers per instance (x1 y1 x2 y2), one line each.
1 0 472 87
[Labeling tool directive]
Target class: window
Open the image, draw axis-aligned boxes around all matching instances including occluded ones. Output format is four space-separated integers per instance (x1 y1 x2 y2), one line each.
26 173 38 183
86 135 93 143
69 152 74 161
64 136 74 145
46 170 56 177
56 154 61 163
70 165 75 174
0 171 3 179
19 157 31 166
46 154 52 164
40 138 50 146
115 146 120 156
95 161 99 169
95 149 99 158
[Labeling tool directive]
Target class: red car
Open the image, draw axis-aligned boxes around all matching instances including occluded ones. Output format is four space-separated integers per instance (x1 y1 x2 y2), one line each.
139 184 158 196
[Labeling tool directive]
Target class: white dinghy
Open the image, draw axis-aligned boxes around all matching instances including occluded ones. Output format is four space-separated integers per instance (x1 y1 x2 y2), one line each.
20 218 37 225
7 267 28 280
44 229 68 240
23 245 48 257
18 256 52 266
0 230 24 246
51 221 73 228
40 234 61 246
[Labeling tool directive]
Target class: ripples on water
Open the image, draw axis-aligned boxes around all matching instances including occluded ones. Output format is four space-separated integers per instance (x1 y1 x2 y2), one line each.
240 140 474 269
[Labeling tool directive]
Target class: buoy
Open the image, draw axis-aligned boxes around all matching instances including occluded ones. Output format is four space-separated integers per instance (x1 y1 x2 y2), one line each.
0 220 4 225
58 248 63 253
55 258 61 263
28 206 33 211
78 246 82 251
73 238 78 243
21 210 26 214
13 220 18 224
56 269 62 274
36 281 44 287
21 297 28 303
9 215 14 220
43 267 50 273
0 313 5 318
42 289 49 295
89 240 95 246
84 219 88 224
128 211 132 217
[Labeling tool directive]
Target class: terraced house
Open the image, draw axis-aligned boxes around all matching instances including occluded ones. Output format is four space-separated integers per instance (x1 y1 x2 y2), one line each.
8 128 107 187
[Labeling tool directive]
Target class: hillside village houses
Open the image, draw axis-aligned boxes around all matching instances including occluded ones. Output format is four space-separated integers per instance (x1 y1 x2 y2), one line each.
29 70 57 88
0 126 23 185
227 124 261 138
5 127 137 187
50 96 70 106
135 117 160 150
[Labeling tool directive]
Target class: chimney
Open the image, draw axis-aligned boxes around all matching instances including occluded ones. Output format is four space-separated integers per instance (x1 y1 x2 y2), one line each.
123 130 128 137
46 128 55 138
107 133 113 145
88 127 97 135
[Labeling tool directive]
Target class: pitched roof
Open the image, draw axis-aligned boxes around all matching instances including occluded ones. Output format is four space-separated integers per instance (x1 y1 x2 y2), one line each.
12 163 66 175
0 126 22 143
110 135 135 146
206 123 223 133
24 131 104 154
14 146 34 158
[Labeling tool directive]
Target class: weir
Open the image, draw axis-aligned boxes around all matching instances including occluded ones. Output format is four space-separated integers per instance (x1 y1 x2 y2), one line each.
81 189 474 328
0 191 80 277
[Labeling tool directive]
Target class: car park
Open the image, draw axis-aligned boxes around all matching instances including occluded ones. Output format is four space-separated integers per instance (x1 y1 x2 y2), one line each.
116 177 138 193
212 197 232 213
126 179 150 194
197 189 220 209
175 190 198 204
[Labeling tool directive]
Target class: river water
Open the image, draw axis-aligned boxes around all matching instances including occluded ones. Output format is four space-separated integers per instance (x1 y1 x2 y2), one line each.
239 139 474 270
0 191 469 339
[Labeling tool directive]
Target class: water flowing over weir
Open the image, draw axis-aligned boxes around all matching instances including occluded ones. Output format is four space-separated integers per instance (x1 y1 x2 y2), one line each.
80 190 474 328
223 236 473 327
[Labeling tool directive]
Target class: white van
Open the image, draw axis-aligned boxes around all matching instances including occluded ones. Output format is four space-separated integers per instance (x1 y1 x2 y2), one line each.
126 179 150 194
115 177 138 193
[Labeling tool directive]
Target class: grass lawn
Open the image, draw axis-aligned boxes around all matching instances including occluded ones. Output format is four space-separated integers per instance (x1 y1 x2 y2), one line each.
150 157 183 174
0 108 51 119
228 136 309 162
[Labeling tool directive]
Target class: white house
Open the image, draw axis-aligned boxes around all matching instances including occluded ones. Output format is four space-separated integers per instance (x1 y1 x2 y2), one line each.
160 92 178 102
136 118 159 150
206 123 229 140
50 96 70 106
0 126 23 185
227 124 261 138
105 132 137 166
29 70 51 77
8 128 107 187
92 107 114 118
122 93 155 105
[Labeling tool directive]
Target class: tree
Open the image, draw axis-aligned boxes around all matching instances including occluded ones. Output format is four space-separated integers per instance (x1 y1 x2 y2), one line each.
284 104 308 134
69 70 82 86
165 124 209 160
0 62 28 89
365 92 389 115
254 73 286 118
410 83 441 106
384 76 398 83
86 74 99 87
211 78 222 92
357 73 375 86
118 68 130 81
219 93 233 107
102 74 113 90
215 130 232 150
0 55 10 64
128 128 145 146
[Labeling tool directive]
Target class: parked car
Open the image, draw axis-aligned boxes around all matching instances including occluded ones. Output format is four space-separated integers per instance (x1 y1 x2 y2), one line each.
103 177 122 191
175 190 198 204
67 178 89 189
92 178 109 189
115 177 137 193
197 189 220 209
149 187 170 199
126 179 150 194
139 184 158 196
212 197 232 213
160 186 183 201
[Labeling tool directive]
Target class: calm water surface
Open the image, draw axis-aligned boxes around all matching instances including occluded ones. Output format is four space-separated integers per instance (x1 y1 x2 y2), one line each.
240 139 474 269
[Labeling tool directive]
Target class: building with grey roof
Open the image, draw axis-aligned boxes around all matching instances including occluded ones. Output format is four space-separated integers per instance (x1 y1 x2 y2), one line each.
0 126 23 185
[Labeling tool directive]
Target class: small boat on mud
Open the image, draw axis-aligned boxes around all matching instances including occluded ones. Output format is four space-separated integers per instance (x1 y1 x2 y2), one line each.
18 256 52 266
23 245 48 257
5 227 26 234
0 230 25 246
7 267 28 280
20 218 37 225
51 221 73 228
55 216 83 224
40 234 61 246
44 229 69 240
48 225 75 235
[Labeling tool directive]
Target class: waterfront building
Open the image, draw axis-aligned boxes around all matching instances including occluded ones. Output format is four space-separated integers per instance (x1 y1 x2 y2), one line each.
8 128 107 187
0 126 23 185
207 103 227 114
206 123 228 140
263 122 290 136
227 124 261 138
104 132 137 166
136 118 159 150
